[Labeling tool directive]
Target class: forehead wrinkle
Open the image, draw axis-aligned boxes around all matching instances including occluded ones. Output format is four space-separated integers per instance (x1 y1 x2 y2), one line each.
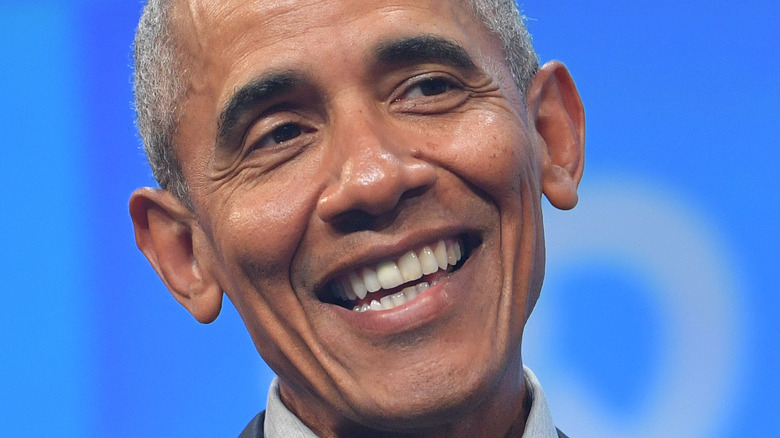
173 0 314 76
213 0 332 48
210 2 343 99
172 0 216 58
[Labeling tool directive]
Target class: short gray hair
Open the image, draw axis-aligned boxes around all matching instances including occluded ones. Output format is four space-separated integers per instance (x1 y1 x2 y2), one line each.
463 0 539 96
133 0 538 206
134 0 191 205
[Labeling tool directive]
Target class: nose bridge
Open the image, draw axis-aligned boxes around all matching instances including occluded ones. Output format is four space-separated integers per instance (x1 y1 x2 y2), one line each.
317 104 435 222
336 105 392 166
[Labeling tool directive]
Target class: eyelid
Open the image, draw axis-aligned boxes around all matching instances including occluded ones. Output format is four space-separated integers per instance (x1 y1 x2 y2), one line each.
391 72 463 103
253 122 300 150
243 111 314 154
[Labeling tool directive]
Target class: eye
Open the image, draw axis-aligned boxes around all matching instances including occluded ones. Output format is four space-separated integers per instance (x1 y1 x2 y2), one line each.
399 77 457 100
255 122 303 149
270 123 302 143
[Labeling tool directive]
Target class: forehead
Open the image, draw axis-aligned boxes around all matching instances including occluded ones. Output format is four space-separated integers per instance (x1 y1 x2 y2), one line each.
168 0 510 177
171 0 491 86
175 0 472 39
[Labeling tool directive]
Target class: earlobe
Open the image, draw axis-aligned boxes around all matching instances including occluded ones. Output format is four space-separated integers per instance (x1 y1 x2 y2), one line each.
526 61 585 210
129 187 223 323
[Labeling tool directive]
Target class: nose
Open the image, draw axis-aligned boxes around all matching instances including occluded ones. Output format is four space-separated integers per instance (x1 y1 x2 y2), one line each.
316 110 436 225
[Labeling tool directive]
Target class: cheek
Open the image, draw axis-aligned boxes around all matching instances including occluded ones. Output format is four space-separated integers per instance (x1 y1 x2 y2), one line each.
430 110 536 204
205 179 329 380
428 109 544 319
209 176 319 293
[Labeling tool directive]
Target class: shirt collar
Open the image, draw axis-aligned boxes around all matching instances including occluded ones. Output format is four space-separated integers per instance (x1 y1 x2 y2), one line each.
264 378 319 438
521 366 560 437
263 366 558 438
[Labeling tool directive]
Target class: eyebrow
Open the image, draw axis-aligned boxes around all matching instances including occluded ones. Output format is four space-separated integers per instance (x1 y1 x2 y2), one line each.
215 36 478 148
216 72 303 148
373 35 478 73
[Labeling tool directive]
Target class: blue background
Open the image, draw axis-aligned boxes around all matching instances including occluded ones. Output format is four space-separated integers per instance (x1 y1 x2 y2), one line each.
1 1 776 436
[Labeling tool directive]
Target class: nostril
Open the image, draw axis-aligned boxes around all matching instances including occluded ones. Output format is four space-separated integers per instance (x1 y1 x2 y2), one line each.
324 184 435 233
399 185 429 202
329 210 379 234
316 183 404 225
316 146 437 225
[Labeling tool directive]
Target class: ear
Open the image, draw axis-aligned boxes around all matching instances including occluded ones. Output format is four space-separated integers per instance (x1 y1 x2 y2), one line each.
526 61 585 210
129 187 223 323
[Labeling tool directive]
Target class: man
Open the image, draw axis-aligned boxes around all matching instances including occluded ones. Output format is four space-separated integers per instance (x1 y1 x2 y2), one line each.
129 0 584 436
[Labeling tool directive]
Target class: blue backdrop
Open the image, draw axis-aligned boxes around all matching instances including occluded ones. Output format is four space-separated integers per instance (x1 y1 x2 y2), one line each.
1 1 777 436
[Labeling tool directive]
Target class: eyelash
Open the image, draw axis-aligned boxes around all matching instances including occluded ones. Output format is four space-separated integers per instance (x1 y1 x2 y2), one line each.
390 74 468 115
396 74 462 101
404 78 453 99
246 74 464 151
249 117 312 153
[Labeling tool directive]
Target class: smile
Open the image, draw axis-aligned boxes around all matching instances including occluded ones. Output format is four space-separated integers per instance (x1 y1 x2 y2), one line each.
325 237 471 312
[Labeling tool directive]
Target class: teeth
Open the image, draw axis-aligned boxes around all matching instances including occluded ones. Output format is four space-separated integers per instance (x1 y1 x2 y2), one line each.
415 282 429 294
404 285 420 301
334 238 467 311
380 295 394 310
418 246 439 275
398 250 423 281
349 272 367 300
353 282 431 312
446 240 458 266
434 240 448 270
342 279 358 300
391 291 406 306
377 260 404 289
334 282 348 301
362 267 381 293
353 303 371 312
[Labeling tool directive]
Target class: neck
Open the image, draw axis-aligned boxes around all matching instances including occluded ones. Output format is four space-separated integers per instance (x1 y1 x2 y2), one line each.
280 356 530 438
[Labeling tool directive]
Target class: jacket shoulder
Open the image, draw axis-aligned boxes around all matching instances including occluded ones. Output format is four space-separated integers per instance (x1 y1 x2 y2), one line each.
238 411 266 438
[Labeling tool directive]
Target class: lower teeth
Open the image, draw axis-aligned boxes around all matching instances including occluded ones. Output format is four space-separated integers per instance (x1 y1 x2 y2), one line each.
353 277 446 312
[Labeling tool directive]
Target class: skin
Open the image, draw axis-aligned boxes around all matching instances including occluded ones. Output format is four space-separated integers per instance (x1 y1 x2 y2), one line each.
129 0 585 437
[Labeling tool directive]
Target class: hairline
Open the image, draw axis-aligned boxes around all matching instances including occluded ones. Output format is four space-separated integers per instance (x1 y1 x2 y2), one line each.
133 0 539 209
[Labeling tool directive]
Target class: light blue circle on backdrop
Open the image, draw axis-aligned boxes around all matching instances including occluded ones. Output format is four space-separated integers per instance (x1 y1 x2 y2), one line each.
524 175 745 438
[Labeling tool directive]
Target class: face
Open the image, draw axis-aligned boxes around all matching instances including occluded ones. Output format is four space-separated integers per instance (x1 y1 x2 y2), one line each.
171 0 549 432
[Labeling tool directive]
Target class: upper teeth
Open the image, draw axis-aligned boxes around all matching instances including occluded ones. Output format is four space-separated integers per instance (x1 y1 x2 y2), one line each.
330 238 464 311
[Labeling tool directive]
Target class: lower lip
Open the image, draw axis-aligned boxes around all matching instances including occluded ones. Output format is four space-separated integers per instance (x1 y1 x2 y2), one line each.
333 252 476 336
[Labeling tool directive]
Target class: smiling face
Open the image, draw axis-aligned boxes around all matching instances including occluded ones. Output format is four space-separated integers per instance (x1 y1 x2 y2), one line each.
131 0 584 435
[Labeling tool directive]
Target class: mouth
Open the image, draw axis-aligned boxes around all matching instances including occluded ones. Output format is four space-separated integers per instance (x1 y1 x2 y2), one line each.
320 235 476 312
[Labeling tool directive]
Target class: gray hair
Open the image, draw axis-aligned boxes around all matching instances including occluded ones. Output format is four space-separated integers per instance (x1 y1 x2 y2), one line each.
133 0 538 206
463 0 539 96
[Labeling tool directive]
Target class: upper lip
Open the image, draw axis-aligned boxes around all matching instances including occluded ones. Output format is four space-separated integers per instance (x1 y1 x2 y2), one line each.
311 227 479 302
